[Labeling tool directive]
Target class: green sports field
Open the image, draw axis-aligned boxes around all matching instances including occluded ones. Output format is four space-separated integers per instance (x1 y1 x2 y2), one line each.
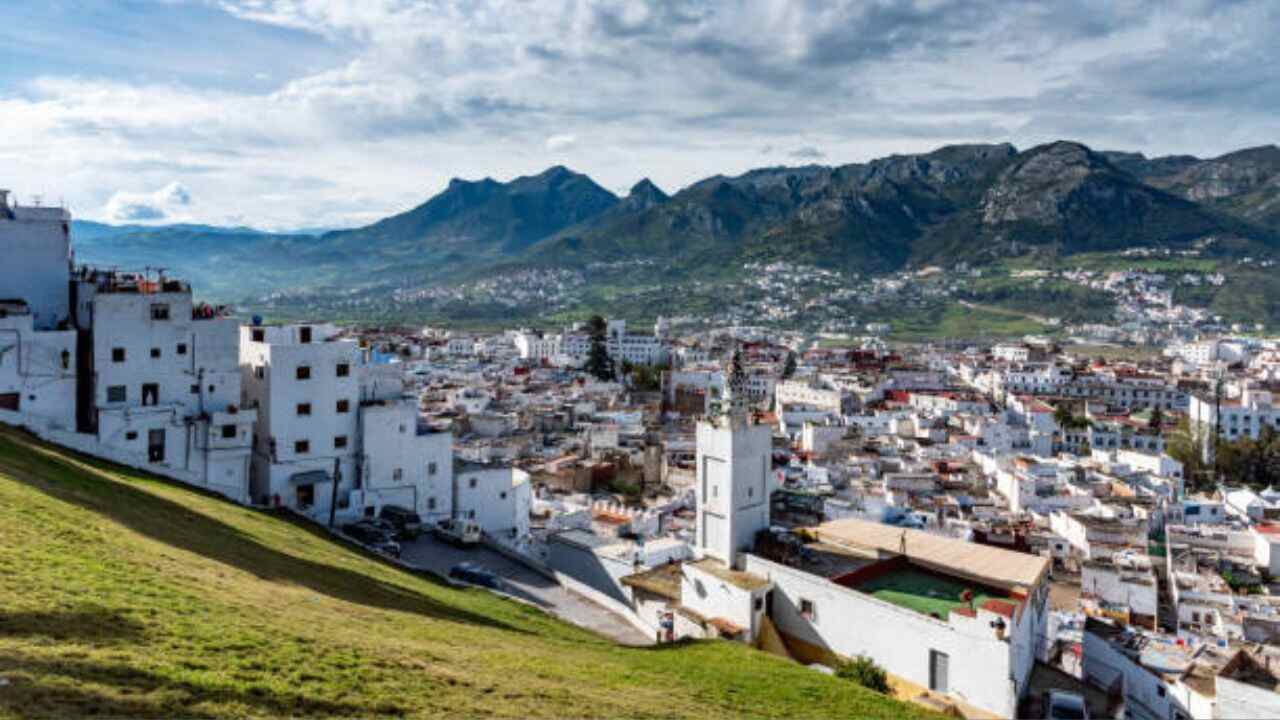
855 568 1000 619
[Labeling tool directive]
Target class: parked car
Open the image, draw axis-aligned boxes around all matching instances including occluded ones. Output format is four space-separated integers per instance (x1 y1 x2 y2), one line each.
448 562 502 589
1044 691 1088 720
379 505 423 538
434 518 482 547
341 521 402 558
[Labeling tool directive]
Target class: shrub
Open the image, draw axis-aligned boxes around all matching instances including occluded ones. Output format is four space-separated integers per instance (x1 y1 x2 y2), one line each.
834 655 890 694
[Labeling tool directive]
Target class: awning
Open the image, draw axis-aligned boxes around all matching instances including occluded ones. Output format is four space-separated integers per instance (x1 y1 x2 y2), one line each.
290 470 330 485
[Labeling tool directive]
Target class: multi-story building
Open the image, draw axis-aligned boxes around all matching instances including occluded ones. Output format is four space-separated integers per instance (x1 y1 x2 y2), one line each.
72 268 257 501
1189 386 1280 443
240 323 452 522
0 190 71 330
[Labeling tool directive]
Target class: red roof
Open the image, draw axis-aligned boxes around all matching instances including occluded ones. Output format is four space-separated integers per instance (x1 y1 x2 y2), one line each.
981 599 1018 618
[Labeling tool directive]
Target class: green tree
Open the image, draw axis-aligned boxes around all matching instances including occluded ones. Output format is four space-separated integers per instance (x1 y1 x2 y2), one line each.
584 315 614 381
782 351 797 379
1149 405 1164 430
834 656 890 694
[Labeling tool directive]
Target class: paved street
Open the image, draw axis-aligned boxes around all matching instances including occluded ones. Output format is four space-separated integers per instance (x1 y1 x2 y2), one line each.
401 534 651 646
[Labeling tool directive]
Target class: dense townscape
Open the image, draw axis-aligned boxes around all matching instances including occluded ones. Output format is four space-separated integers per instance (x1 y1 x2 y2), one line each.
6 194 1280 718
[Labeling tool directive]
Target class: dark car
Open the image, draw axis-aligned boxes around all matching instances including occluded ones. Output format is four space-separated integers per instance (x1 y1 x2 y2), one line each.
378 505 423 539
341 521 402 558
448 562 502 589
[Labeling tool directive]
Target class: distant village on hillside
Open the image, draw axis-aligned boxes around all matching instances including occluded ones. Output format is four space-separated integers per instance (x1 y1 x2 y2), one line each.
6 190 1280 719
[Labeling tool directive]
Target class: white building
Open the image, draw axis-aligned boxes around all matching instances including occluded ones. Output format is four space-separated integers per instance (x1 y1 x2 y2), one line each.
0 191 71 330
695 383 772 567
453 462 532 541
240 323 452 522
74 270 256 502
1190 386 1280 444
0 300 76 427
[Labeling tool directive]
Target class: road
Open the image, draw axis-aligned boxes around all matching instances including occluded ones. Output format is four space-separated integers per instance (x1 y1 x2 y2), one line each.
400 534 652 646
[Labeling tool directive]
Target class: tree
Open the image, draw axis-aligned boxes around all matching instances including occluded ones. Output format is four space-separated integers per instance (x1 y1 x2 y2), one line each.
584 314 614 381
782 351 797 379
1149 405 1164 430
834 655 890 694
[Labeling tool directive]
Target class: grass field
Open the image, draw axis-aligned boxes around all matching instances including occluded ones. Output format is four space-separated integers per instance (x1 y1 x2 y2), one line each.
855 569 997 619
0 427 935 719
886 304 1049 342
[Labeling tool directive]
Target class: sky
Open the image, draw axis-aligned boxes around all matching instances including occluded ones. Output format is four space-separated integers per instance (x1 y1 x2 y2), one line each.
2 0 1279 230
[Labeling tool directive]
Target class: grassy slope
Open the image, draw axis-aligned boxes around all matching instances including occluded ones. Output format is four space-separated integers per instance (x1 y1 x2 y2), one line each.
0 429 932 719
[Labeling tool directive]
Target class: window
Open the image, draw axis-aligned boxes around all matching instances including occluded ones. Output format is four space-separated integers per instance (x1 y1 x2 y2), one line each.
150 303 170 321
334 435 348 449
499 491 507 500
711 484 718 498
190 384 200 394
295 365 311 380
107 385 127 402
251 328 265 343
1157 686 1166 698
296 402 312 416
125 431 138 441
176 343 187 355
221 424 236 439
336 362 350 378
254 366 264 380
399 424 406 434
393 468 403 481
800 598 816 622
427 497 437 511
294 440 310 454
111 347 126 363
468 477 477 489
150 347 161 359
299 326 312 343
336 399 350 413
467 510 476 519
208 385 215 394
428 461 437 476
141 383 159 406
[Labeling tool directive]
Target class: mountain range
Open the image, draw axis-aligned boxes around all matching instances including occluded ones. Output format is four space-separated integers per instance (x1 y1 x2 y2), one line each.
71 139 1280 322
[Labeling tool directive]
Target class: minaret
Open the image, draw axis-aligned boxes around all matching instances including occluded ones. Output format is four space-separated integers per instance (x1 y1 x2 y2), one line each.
695 347 771 567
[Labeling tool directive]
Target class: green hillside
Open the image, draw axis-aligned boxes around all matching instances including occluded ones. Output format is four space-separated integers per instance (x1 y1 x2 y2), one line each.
0 428 930 719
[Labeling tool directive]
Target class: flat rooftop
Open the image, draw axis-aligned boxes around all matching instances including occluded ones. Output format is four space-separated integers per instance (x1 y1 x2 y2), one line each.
814 518 1049 592
847 564 1006 620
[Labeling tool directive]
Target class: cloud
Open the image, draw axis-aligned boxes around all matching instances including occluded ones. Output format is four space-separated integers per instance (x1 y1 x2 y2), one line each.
789 146 825 160
545 134 578 152
104 182 192 222
4 1 1280 229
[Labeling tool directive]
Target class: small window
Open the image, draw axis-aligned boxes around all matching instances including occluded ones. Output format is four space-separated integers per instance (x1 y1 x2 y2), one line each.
294 440 310 454
190 384 199 394
254 366 264 380
800 598 816 622
150 347 161 359
299 326 312 343
1157 686 1166 698
296 365 311 380
399 424 406 434
296 402 312 416
468 477 477 489
712 484 718 498
150 303 170 321
207 385 214 394
427 497 437 511
176 343 187 355
393 468 403 481
125 431 138 441
500 491 507 500
336 399 350 413
334 435 348 449
336 362 350 378
467 510 476 519
251 328 265 342
141 383 159 406
112 347 126 363
428 461 437 476
106 385 126 402
221 424 236 439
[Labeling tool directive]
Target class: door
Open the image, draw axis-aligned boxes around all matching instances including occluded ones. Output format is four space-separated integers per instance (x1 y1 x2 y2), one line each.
929 650 949 694
147 428 165 462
